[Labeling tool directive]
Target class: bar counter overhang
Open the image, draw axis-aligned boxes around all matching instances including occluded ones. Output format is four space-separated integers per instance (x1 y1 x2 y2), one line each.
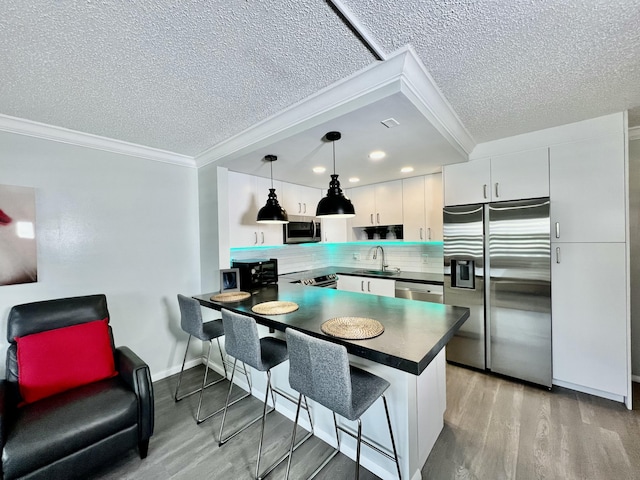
194 283 469 480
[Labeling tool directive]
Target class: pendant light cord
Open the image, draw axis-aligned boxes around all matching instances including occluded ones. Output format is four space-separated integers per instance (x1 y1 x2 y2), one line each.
332 140 336 175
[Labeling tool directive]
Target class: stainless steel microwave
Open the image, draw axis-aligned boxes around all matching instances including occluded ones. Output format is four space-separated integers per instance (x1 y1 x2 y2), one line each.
283 218 321 244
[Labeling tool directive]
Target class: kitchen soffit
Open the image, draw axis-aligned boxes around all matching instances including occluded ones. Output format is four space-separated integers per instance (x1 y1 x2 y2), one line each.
201 46 473 188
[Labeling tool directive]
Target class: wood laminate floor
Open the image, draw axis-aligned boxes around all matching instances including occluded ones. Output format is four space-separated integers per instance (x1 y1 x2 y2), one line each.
422 365 640 480
92 365 380 480
91 364 640 480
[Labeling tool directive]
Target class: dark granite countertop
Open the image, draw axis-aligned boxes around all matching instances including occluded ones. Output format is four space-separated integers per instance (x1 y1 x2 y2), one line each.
194 282 468 376
279 266 443 285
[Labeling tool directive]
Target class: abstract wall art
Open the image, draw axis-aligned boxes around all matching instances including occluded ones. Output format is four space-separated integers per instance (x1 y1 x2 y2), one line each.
0 184 37 286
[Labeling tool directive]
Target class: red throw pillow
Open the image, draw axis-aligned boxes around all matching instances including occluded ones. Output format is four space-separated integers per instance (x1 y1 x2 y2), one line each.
16 318 117 404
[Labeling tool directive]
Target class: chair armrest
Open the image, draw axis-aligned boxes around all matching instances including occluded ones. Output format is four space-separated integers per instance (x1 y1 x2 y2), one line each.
0 380 6 450
115 347 154 441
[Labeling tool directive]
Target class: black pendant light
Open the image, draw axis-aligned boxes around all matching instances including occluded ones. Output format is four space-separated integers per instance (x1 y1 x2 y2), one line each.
256 155 289 224
316 131 356 218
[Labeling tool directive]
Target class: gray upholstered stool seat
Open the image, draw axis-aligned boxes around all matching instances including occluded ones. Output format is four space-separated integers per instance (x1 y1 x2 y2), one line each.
174 294 245 424
219 309 312 480
285 328 401 480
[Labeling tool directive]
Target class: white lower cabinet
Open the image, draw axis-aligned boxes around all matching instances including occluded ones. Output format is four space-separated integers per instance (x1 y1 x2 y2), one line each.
337 275 395 297
552 242 627 397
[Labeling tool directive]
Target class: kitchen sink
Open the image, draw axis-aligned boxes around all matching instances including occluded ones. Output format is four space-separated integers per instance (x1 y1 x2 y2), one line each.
351 269 399 276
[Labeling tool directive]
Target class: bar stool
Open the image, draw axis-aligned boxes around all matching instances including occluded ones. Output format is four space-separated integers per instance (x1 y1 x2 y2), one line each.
219 309 313 480
174 294 250 424
284 328 402 480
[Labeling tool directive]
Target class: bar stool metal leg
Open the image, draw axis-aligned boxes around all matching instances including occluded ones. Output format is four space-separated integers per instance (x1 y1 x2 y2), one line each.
174 336 231 424
218 358 266 447
383 395 402 480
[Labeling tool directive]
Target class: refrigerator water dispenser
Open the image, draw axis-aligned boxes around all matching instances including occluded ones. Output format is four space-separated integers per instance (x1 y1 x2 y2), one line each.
452 260 475 289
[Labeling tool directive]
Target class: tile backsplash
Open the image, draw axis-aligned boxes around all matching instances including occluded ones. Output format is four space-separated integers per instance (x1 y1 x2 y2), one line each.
230 242 443 275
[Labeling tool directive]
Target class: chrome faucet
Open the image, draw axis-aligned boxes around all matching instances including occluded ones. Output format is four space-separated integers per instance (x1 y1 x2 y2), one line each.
372 245 388 272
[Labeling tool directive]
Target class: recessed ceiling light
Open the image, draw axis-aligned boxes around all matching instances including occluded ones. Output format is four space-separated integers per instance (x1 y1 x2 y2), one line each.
368 151 386 161
312 166 326 173
401 166 414 173
349 177 360 183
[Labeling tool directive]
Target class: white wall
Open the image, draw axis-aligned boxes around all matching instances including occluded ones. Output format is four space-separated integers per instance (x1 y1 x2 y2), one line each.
0 131 202 380
629 136 640 378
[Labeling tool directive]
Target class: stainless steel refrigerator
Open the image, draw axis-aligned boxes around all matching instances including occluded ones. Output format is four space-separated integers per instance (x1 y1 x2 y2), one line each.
443 198 551 387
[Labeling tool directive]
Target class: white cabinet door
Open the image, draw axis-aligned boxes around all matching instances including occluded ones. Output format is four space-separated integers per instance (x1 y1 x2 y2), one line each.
337 275 395 297
403 174 443 241
349 186 376 228
424 173 443 241
375 180 403 225
282 182 320 216
443 158 491 206
552 242 627 396
550 136 625 243
402 176 426 241
228 171 259 247
228 172 283 247
490 148 549 201
255 177 284 246
321 217 347 243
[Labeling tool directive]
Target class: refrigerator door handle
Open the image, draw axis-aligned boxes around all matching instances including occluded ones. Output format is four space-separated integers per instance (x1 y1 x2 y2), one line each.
555 222 560 238
483 184 488 199
556 246 561 263
495 182 499 198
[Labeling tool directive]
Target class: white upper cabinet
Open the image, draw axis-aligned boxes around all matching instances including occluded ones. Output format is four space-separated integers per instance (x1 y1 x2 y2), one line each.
443 158 491 205
402 173 443 241
321 217 348 243
443 148 549 205
349 180 403 228
281 182 321 217
549 135 625 243
349 186 376 228
490 148 549 201
228 171 283 247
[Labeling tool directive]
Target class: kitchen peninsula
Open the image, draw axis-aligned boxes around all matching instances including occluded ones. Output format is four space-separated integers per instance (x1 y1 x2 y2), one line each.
194 282 469 480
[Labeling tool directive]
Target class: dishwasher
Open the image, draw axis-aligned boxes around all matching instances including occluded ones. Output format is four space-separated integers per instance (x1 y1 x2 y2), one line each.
395 281 443 303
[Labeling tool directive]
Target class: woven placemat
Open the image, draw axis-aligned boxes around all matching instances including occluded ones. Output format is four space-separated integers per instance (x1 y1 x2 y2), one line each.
210 291 251 302
252 301 299 315
321 317 384 340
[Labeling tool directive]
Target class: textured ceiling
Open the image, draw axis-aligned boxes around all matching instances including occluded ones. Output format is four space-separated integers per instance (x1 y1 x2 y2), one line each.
0 1 373 156
1 0 639 161
345 0 640 142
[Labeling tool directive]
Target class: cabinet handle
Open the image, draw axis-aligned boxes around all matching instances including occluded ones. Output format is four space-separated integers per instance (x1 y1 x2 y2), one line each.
367 281 371 292
370 214 374 225
376 213 380 224
419 227 423 240
298 202 302 214
303 203 306 214
556 247 561 264
427 227 431 240
254 232 258 245
261 232 264 244
555 222 560 239
483 184 488 199
361 280 365 292
495 182 499 198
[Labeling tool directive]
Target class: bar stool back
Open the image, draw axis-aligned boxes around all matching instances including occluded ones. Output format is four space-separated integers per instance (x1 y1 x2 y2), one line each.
285 328 402 480
174 294 230 424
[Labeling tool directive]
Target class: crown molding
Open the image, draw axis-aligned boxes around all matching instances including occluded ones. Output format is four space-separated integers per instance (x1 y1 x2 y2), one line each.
195 46 473 168
0 114 195 167
630 126 640 141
